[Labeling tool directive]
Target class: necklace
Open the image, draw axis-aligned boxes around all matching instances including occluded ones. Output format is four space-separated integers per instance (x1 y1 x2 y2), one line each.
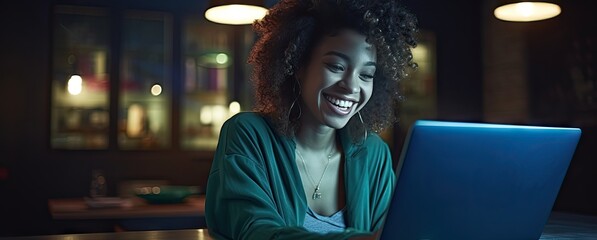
296 148 333 200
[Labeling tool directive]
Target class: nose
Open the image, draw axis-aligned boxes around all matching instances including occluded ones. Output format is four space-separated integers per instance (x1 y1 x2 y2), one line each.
338 72 360 94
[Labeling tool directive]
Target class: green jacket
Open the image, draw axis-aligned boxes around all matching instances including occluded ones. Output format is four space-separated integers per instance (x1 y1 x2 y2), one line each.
206 112 396 240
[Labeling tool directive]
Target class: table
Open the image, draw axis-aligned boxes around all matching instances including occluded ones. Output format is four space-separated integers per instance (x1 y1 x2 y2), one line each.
540 211 597 239
5 229 214 240
40 201 597 240
48 195 205 220
5 211 597 239
48 196 206 231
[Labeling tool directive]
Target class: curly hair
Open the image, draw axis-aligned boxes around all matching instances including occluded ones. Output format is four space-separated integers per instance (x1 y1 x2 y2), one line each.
248 0 418 140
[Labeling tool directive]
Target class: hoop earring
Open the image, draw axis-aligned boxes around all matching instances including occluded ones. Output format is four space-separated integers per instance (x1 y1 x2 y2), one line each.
288 79 302 120
358 111 367 143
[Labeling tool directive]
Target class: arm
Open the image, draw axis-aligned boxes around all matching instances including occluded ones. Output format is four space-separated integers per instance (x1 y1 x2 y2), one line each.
369 140 396 231
344 133 396 233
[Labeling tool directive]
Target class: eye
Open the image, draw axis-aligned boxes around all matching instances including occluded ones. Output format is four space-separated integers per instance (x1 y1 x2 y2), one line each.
325 63 345 73
360 72 375 82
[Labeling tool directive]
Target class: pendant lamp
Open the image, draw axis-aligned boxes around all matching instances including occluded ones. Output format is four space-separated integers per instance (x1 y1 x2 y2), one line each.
205 0 268 25
494 0 561 22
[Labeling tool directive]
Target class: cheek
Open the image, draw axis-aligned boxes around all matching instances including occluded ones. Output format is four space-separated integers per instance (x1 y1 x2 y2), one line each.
363 83 374 102
300 79 323 107
357 84 374 110
303 73 331 97
317 70 336 88
303 68 323 87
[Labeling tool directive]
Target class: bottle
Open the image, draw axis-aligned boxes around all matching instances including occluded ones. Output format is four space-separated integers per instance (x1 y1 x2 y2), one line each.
90 169 107 198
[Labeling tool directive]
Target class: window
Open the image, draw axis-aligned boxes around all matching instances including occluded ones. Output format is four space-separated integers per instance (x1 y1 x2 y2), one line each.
50 5 253 151
51 6 110 149
118 11 172 149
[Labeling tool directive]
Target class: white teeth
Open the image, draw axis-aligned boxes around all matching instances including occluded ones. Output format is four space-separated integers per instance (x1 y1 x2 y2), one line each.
325 95 355 109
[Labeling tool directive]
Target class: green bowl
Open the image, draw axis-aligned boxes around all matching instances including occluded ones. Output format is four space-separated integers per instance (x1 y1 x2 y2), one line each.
134 185 200 204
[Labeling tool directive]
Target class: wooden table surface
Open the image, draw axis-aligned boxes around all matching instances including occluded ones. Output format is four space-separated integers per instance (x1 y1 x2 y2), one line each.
540 211 597 239
48 195 205 220
31 204 597 240
5 229 214 240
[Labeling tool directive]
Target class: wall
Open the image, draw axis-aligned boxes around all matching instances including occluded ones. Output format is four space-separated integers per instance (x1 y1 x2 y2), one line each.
525 0 597 214
403 0 484 122
482 0 597 215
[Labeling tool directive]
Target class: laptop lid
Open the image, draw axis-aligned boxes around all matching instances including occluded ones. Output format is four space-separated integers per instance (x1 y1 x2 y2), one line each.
380 120 581 240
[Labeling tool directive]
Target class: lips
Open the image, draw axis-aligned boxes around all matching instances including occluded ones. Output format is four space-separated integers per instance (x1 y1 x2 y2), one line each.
324 94 357 113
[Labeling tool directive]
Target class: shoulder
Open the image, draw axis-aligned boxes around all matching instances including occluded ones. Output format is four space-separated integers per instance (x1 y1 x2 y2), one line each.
361 133 391 160
226 111 266 124
223 112 271 132
343 129 390 155
220 112 282 144
364 133 390 151
358 134 394 182
342 129 392 163
363 132 387 146
215 112 292 167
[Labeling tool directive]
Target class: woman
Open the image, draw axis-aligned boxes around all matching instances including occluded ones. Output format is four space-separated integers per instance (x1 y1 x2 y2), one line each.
205 0 418 239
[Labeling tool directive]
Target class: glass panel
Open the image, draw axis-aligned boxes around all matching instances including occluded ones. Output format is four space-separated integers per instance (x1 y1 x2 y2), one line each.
181 17 253 150
119 11 172 149
399 31 437 129
51 6 110 149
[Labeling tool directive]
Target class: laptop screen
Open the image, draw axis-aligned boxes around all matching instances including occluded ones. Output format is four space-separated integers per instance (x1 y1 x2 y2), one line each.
380 120 581 240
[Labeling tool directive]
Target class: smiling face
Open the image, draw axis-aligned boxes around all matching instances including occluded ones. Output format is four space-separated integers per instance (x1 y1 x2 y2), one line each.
298 29 377 130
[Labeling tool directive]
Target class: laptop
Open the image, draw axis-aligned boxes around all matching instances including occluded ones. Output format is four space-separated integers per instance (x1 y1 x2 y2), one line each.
379 120 581 240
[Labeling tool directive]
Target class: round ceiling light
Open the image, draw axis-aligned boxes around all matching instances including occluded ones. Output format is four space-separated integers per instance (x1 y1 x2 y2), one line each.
205 4 267 25
494 2 561 22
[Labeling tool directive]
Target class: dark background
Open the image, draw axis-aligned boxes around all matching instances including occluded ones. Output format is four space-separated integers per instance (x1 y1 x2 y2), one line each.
0 0 595 236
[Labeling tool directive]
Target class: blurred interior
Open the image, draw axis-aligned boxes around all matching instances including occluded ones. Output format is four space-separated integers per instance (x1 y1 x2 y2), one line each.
0 0 595 237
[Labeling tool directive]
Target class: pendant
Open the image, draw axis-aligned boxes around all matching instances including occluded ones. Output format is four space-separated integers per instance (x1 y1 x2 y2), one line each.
312 186 322 199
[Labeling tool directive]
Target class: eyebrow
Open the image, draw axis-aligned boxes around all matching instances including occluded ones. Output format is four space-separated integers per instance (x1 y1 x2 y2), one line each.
323 51 377 67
